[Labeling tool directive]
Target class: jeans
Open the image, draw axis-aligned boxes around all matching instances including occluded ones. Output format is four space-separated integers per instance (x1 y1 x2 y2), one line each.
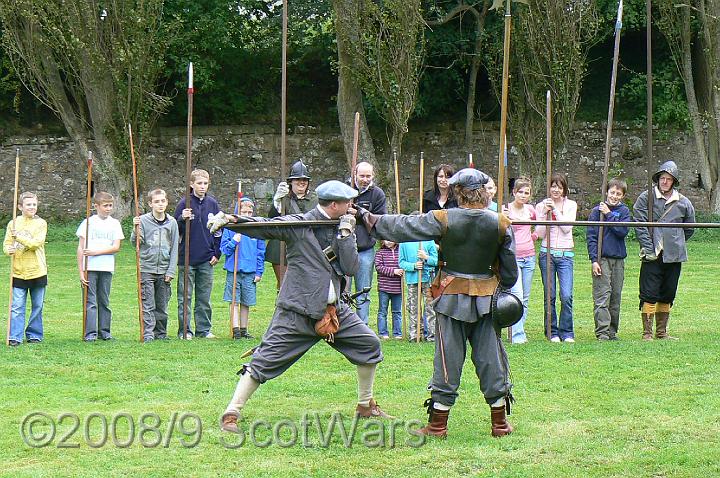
377 291 402 337
353 248 376 324
10 286 45 342
177 262 214 337
510 255 536 343
141 272 172 340
538 253 574 339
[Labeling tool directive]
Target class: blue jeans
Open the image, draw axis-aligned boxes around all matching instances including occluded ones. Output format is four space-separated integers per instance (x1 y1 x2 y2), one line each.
510 255 536 343
538 253 574 339
10 286 45 342
377 291 402 337
353 248 376 324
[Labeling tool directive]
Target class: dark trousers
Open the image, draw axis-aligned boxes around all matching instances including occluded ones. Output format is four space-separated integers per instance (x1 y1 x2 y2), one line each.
639 255 682 308
141 272 172 340
85 271 113 340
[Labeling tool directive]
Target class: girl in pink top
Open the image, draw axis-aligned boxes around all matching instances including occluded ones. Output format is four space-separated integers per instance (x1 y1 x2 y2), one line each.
535 173 577 343
503 177 537 344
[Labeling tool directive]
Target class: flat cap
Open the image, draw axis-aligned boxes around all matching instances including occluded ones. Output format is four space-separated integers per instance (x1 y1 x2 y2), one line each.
316 180 359 201
447 168 490 190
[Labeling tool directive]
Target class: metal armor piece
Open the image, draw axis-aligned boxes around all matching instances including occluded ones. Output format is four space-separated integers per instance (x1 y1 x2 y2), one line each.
440 208 500 275
492 288 523 329
288 160 311 181
652 160 679 186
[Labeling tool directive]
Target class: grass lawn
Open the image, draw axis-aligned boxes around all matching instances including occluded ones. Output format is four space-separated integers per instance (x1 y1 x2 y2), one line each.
2 227 720 477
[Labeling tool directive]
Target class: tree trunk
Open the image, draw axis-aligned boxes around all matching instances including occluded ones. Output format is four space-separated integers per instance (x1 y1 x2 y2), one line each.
332 0 376 176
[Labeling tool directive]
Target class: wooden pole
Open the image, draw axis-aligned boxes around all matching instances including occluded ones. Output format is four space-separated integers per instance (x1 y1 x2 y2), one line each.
646 0 655 231
230 180 243 338
416 152 425 343
279 0 288 271
82 151 93 340
393 151 407 340
182 63 194 340
351 112 360 187
545 91 553 341
496 0 512 209
128 124 144 343
597 0 624 263
5 149 20 346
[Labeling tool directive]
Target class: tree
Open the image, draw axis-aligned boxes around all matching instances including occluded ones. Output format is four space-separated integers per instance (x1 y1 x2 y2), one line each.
657 0 720 212
336 0 425 167
0 0 170 217
426 0 492 155
486 0 600 180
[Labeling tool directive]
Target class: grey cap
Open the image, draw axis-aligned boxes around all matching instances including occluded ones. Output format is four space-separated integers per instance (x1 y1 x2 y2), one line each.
652 160 679 186
447 168 490 190
316 180 359 201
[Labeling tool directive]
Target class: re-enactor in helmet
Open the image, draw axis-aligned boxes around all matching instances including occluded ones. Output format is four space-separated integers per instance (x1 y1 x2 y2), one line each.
358 167 519 438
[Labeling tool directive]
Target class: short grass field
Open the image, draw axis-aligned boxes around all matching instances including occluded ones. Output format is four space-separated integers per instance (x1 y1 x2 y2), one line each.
2 224 720 477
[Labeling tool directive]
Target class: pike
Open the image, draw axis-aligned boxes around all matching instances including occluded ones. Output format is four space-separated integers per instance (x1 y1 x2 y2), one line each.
646 0 655 236
351 112 360 187
279 0 288 271
128 124 144 343
393 150 407 339
5 149 20 346
495 0 513 208
229 179 243 338
182 63 194 340
545 90 552 341
597 0 624 263
416 151 425 343
82 151 93 340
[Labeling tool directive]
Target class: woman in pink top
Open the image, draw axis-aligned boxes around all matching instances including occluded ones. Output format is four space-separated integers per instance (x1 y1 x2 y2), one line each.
535 173 577 342
503 177 537 344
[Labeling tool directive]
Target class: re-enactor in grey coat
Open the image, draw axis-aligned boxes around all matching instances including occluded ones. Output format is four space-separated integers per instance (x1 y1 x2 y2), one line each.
360 168 518 438
210 180 392 433
633 160 695 340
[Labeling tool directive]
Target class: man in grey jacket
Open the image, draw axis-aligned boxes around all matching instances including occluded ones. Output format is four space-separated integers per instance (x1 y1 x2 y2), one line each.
209 180 391 433
131 189 179 342
633 161 695 340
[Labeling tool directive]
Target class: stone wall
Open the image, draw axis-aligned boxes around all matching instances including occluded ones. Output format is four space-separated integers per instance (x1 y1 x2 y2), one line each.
0 122 708 220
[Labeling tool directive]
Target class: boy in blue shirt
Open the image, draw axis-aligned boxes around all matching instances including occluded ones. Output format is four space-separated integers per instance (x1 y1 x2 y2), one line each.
220 197 265 339
400 237 438 342
586 178 630 341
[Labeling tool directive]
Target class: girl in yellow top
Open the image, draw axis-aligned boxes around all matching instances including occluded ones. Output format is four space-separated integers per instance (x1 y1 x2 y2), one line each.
3 192 47 346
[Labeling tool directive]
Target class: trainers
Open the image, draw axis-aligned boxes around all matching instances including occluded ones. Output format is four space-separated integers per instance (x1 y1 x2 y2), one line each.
27 338 42 344
380 335 389 340
101 336 115 341
550 336 561 343
563 337 575 343
393 336 403 340
179 334 193 340
356 399 395 419
204 333 217 339
9 340 21 346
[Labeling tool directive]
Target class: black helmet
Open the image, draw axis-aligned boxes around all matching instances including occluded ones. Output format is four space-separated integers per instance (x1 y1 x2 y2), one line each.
288 160 311 181
652 161 679 186
492 288 523 330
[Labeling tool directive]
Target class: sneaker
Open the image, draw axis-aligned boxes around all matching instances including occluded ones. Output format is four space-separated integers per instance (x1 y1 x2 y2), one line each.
179 334 193 340
380 335 390 340
597 335 610 341
550 336 561 343
513 338 528 344
8 340 21 346
609 336 619 341
563 337 575 343
393 336 403 340
101 336 115 341
204 333 217 339
27 338 42 344
241 331 255 339
143 337 154 343
84 337 97 342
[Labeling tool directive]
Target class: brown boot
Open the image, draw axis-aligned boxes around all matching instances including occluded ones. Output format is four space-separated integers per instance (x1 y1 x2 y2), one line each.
491 406 513 437
220 412 240 433
412 399 449 438
641 313 654 341
655 312 678 340
356 399 395 419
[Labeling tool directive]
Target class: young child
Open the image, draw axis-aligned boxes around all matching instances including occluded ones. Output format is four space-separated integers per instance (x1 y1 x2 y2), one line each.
173 168 221 339
220 197 265 339
586 178 630 341
76 191 124 342
3 192 47 346
400 236 438 342
374 240 404 339
131 189 179 342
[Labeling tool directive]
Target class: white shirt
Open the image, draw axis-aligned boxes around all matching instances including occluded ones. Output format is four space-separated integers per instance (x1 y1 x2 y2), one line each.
76 215 125 272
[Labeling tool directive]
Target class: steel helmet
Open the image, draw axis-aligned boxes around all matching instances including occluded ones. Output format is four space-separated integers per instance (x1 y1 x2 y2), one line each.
492 288 523 329
288 160 311 181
